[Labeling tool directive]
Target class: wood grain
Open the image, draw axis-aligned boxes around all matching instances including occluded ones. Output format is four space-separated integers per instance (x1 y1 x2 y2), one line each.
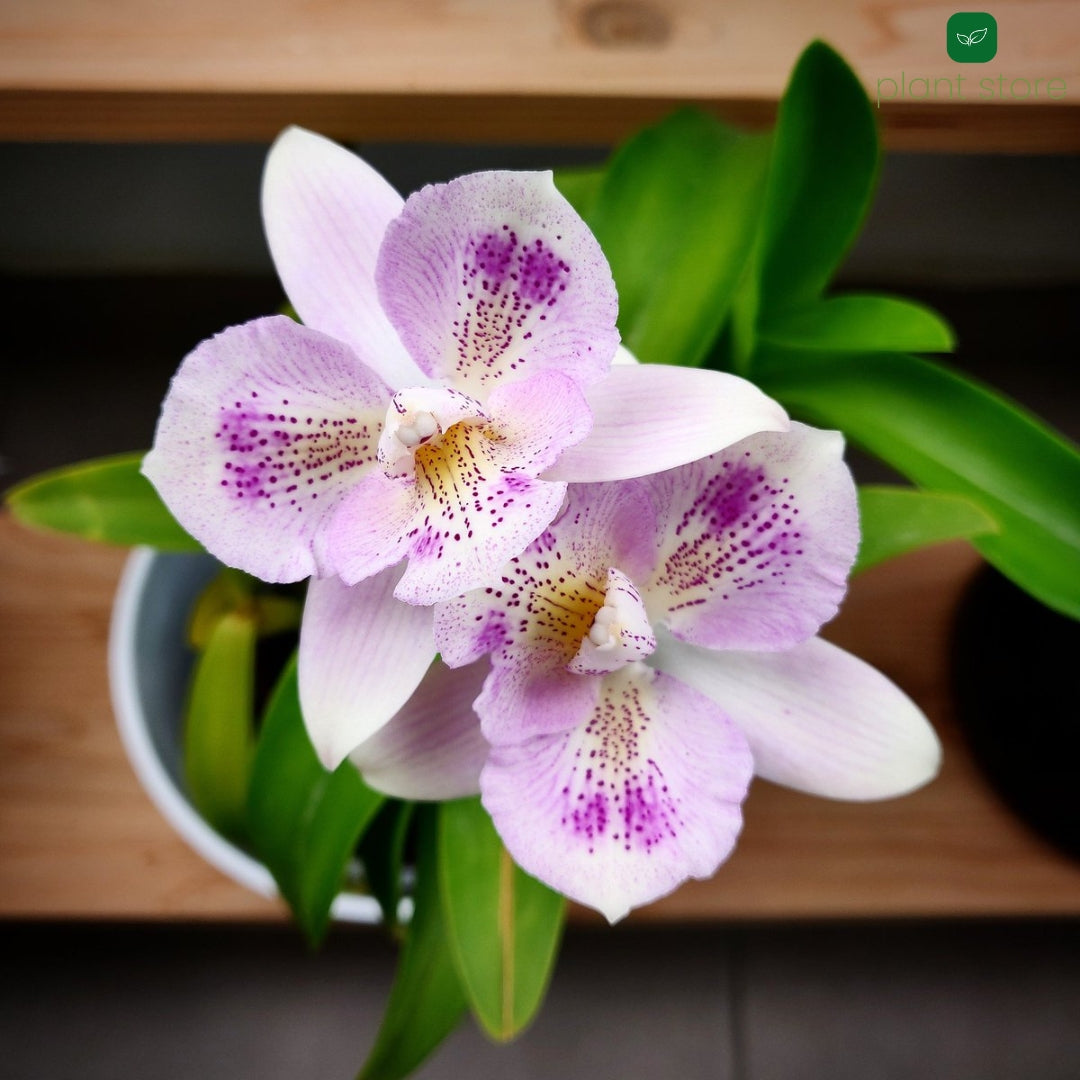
0 0 1077 150
3 511 1080 922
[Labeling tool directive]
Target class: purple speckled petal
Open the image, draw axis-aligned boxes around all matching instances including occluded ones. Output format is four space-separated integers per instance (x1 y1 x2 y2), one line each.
546 366 790 483
298 568 436 769
262 127 422 388
652 633 942 800
433 479 659 670
641 423 859 652
481 665 753 923
376 171 619 396
350 658 491 800
325 425 569 606
484 371 593 475
143 316 389 583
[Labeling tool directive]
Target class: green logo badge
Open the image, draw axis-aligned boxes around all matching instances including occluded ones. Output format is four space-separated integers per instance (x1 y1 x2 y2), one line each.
948 12 998 62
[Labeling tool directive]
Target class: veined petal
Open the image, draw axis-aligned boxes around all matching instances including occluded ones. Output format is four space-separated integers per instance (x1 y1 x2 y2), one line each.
433 480 658 669
143 316 389 582
298 568 435 769
350 658 491 800
485 371 593 475
262 127 422 388
326 425 569 606
652 633 942 800
642 423 859 651
545 366 790 483
481 664 753 923
376 170 619 395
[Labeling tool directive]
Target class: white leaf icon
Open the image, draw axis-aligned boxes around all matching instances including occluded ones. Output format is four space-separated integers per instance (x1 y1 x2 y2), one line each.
969 27 988 43
956 31 972 45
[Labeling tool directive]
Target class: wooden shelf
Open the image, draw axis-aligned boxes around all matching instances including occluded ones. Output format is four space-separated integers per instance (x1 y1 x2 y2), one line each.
3 510 1080 923
1 1 1078 150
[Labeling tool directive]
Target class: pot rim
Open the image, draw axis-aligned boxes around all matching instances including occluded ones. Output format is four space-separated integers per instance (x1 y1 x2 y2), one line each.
108 546 380 923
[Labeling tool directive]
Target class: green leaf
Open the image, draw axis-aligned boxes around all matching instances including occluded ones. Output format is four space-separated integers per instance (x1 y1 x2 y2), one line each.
854 485 998 574
553 165 604 221
755 345 1080 618
247 655 384 946
756 41 880 311
4 451 201 550
586 109 771 368
359 807 468 1080
438 797 565 1042
357 800 415 932
183 610 258 844
760 294 955 353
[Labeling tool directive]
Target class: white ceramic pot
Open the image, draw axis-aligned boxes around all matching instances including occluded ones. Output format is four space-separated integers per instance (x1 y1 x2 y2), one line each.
108 547 380 922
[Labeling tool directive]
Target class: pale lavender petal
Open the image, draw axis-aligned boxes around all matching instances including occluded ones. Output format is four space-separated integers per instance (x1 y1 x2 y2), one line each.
475 660 600 745
320 470 419 587
376 170 618 395
652 633 942 800
433 480 659 669
350 658 490 800
642 423 859 651
484 371 593 475
298 568 435 768
545 366 790 483
143 315 389 583
482 664 753 923
262 126 422 388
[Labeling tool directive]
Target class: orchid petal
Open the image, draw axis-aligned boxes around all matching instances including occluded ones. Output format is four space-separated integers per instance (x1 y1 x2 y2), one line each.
642 423 859 651
298 568 435 768
143 316 388 582
652 633 941 800
481 664 753 923
261 127 423 388
433 480 658 670
326 429 570 606
484 371 593 475
545 366 790 483
376 171 619 395
350 659 490 800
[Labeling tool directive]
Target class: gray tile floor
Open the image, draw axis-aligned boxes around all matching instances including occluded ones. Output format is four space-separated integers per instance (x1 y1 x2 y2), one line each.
4 921 1078 1079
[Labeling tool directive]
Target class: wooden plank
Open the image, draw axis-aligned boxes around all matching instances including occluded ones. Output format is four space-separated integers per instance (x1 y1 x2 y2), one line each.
0 0 1077 150
3 511 1080 922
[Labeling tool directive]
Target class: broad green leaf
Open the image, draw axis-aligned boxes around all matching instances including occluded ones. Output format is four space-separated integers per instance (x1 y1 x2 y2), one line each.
553 165 604 221
755 345 1080 618
248 655 383 946
359 807 468 1080
586 109 771 368
357 799 415 932
4 451 201 550
183 610 257 843
438 797 565 1042
760 294 955 353
854 485 998 574
756 41 880 311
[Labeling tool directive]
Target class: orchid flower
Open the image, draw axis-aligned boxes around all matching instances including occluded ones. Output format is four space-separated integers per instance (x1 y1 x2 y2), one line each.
143 126 789 762
418 423 942 922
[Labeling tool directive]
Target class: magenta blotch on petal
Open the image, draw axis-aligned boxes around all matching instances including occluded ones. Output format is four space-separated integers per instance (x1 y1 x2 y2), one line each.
642 423 860 651
143 316 391 583
481 665 753 923
376 171 619 394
